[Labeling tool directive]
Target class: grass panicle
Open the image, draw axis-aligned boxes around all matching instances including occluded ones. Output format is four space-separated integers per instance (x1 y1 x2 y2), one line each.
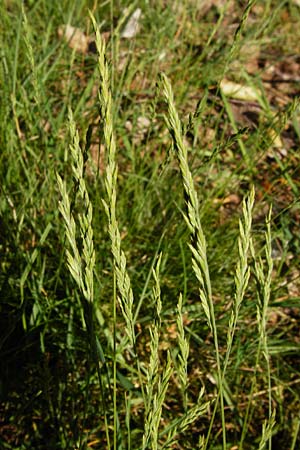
90 12 135 349
240 206 275 449
142 253 169 450
159 72 226 449
225 186 255 366
252 206 274 446
226 0 257 70
57 108 95 304
205 187 255 447
144 254 162 417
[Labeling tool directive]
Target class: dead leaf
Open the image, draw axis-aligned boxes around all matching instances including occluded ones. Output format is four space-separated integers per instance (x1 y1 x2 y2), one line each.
132 116 152 145
223 194 241 205
121 8 142 39
220 79 261 102
58 24 89 53
267 128 284 150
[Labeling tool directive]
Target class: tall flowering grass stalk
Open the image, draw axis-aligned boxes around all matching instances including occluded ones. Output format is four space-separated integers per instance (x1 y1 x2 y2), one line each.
21 3 41 108
205 188 255 447
258 410 276 450
144 254 162 418
159 72 226 449
226 0 257 69
90 12 135 349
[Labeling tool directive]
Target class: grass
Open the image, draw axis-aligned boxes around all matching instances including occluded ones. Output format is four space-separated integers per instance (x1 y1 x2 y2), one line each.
1 1 300 449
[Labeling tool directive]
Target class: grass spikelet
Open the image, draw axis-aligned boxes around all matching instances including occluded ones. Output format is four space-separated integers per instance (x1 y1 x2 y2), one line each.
159 72 226 448
90 12 135 348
